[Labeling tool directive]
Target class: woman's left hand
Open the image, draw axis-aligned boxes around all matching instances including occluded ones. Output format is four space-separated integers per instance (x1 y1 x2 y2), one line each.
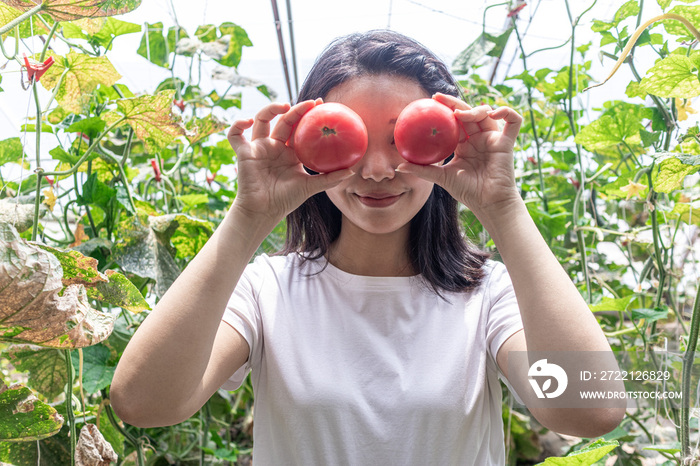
396 93 523 218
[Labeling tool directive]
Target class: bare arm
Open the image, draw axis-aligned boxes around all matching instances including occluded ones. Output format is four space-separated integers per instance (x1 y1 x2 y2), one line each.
111 100 353 427
488 200 625 437
397 96 624 437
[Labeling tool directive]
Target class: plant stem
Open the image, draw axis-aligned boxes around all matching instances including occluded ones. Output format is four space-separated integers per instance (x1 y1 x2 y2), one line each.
103 396 146 466
681 283 700 459
64 349 76 466
31 81 44 242
511 17 547 212
41 118 127 177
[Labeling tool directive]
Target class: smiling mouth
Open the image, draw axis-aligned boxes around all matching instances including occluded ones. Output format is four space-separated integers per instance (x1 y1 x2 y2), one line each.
355 193 403 208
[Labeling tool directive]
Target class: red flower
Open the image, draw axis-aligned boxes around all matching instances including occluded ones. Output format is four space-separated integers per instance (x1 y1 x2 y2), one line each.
507 2 527 17
151 159 162 182
206 172 216 185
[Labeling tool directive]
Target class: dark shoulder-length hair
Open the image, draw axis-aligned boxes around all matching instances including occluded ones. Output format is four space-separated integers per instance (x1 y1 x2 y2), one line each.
280 29 490 295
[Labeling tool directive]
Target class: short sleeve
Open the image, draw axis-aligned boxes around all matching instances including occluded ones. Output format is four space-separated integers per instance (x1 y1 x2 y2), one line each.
484 261 523 362
220 260 265 390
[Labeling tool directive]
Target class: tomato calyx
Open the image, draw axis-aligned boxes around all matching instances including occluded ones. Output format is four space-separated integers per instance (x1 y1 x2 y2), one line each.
321 126 337 137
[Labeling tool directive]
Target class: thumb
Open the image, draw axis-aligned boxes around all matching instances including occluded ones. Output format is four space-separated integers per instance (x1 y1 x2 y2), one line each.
303 168 355 197
396 162 447 186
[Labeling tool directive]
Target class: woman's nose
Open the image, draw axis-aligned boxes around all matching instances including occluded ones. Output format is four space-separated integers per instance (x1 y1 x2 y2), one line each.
357 142 399 182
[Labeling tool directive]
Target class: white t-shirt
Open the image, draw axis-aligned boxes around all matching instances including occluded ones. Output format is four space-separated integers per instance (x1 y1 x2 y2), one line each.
222 253 523 466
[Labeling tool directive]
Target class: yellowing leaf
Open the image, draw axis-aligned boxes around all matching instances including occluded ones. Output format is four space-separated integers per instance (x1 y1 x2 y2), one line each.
69 223 90 247
185 113 228 146
0 378 64 441
654 155 700 193
39 51 121 113
71 17 105 34
640 52 700 99
0 223 115 348
103 90 184 151
75 423 118 465
1 0 142 22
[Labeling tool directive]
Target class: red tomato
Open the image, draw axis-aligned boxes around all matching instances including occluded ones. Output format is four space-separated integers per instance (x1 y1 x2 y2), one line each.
293 103 368 173
394 98 460 165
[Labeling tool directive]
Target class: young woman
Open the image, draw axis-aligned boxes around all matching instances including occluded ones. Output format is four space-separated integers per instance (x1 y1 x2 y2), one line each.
112 30 624 465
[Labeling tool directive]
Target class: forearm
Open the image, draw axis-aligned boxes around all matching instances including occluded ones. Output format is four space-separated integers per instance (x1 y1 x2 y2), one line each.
111 204 278 423
477 197 610 353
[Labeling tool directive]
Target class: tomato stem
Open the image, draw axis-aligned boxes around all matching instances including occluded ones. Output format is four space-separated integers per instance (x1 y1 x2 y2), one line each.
321 126 337 137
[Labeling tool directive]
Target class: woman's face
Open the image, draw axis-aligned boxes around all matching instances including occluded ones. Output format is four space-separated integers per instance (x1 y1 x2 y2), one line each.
324 74 435 238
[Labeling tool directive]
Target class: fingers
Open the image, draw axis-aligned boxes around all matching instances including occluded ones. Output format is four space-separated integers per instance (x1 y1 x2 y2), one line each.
395 162 446 187
227 118 254 151
487 106 523 141
454 105 498 136
251 102 291 140
270 99 318 144
432 92 472 111
304 168 356 196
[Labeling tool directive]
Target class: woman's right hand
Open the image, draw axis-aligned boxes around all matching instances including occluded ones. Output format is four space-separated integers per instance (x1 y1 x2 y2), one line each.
227 100 354 223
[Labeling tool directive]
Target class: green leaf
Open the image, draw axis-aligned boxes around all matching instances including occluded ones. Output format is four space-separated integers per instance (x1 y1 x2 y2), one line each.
2 0 141 21
209 89 241 110
65 116 106 139
137 22 169 68
589 296 636 313
103 90 184 151
0 137 25 166
653 154 700 192
20 124 54 134
79 173 116 210
591 20 613 33
672 201 700 226
177 193 209 210
5 346 67 400
644 442 681 454
194 24 217 42
49 146 79 165
87 270 150 313
613 1 640 25
452 34 496 74
662 5 700 40
537 439 619 465
631 306 670 323
0 223 115 348
92 16 141 49
155 213 213 260
185 113 228 146
0 378 63 441
199 138 236 172
39 51 122 113
70 344 115 394
111 215 180 298
217 22 253 68
166 25 188 53
640 52 700 99
0 423 71 464
574 102 643 152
